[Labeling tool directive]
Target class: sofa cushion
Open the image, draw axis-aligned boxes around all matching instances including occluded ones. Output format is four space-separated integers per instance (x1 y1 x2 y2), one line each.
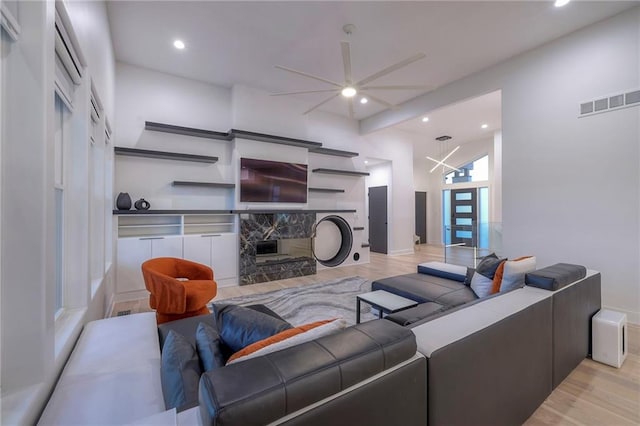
161 330 202 412
195 322 226 371
385 302 447 326
213 304 293 353
470 254 506 298
499 256 537 292
227 318 347 365
417 261 467 282
525 263 587 291
372 273 477 308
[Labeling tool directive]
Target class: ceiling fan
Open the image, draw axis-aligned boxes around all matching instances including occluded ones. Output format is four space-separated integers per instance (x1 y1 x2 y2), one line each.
271 24 431 118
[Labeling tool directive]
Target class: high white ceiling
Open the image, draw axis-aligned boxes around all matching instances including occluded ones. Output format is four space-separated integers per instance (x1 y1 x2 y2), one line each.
396 90 502 158
107 1 634 123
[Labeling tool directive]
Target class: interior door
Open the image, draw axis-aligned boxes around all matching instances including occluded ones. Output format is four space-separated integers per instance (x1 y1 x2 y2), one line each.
368 186 388 254
415 191 427 245
451 188 477 247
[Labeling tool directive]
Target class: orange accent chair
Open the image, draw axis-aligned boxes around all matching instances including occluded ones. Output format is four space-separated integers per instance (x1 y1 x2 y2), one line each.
141 257 217 324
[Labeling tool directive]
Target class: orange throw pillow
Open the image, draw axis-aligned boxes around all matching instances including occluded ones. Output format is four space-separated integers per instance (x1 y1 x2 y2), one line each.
227 319 333 363
491 260 507 294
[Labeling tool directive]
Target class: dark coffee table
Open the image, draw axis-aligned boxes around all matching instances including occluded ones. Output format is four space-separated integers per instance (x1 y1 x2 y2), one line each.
356 290 418 324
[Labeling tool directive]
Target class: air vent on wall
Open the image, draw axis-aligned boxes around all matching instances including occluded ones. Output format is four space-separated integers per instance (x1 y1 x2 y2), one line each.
580 89 640 117
435 135 452 141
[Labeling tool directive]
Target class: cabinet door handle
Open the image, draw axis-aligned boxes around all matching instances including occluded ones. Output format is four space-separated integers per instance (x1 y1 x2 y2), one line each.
201 234 221 237
140 237 165 240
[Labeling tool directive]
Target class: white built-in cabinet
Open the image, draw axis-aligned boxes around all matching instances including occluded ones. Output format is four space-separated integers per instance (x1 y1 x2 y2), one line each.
115 213 238 301
183 233 238 281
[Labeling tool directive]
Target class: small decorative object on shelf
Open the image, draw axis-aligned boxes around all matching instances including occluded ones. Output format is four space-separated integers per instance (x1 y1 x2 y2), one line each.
116 192 132 210
134 198 151 210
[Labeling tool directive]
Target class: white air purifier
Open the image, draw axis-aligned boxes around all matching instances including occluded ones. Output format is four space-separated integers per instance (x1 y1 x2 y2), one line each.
592 309 627 368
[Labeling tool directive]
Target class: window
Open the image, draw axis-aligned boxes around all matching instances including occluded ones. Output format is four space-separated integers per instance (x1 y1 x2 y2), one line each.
54 94 69 315
444 155 489 184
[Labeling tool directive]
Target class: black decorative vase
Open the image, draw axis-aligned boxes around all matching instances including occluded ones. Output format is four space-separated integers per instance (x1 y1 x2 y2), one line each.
116 192 132 210
134 198 151 210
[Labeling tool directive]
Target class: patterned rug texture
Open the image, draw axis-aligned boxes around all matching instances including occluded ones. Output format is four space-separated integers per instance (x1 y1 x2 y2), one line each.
214 276 376 326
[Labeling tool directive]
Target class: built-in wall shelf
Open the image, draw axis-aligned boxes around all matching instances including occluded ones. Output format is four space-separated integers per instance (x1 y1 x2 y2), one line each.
308 187 345 193
172 181 235 188
114 147 218 164
312 168 370 177
361 243 370 248
353 226 365 231
113 209 235 215
230 129 322 149
145 121 232 141
308 147 359 158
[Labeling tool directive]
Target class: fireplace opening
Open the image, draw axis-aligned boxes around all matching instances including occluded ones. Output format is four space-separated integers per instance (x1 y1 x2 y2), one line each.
255 238 313 265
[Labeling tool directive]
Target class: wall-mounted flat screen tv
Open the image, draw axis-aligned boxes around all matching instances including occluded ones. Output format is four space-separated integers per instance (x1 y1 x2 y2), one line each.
240 158 308 203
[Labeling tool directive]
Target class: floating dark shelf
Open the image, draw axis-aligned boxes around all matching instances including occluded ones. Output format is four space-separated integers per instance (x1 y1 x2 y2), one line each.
312 168 370 177
308 147 359 158
172 181 235 188
230 129 322 149
145 121 232 141
361 243 370 248
308 187 345 193
353 227 365 231
114 147 218 163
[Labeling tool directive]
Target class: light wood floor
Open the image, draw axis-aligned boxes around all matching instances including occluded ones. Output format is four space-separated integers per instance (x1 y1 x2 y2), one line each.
113 246 640 425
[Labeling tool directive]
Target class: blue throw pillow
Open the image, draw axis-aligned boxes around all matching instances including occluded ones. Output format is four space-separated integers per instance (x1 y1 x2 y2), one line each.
195 322 226 371
212 304 293 353
161 330 201 412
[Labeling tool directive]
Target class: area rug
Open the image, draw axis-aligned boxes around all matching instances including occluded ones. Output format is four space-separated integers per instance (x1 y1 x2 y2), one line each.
214 276 376 326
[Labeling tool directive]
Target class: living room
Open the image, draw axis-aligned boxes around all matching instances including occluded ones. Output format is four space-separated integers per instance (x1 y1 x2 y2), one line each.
1 1 639 425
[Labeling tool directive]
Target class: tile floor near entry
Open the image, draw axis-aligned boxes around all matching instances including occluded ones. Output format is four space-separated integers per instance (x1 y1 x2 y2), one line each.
112 246 640 425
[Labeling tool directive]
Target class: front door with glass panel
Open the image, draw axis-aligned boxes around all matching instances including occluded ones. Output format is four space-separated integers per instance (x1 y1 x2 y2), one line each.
451 188 477 247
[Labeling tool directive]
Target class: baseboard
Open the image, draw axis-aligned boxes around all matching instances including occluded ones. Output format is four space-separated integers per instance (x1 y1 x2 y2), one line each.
602 304 639 325
113 289 148 304
388 248 415 256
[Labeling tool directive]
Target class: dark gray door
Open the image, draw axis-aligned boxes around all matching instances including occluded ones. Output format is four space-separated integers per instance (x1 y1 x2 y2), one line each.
415 191 427 245
368 186 388 254
451 188 477 247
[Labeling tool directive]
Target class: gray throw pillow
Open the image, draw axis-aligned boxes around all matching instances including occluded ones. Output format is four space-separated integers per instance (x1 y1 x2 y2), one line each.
212 304 293 353
195 322 226 371
161 330 201 412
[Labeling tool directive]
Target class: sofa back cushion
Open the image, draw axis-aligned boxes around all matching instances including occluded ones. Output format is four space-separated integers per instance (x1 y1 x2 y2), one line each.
195 322 226 371
161 330 202 412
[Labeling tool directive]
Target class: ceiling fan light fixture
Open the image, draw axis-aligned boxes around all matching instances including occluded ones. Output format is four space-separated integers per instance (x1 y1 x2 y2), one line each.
341 86 357 98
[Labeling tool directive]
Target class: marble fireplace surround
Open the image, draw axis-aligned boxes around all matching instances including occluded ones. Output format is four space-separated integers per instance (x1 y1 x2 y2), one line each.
239 210 355 285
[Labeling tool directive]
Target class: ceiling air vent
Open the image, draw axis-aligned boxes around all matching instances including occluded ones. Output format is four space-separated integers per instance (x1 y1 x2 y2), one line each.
435 135 452 141
580 88 640 117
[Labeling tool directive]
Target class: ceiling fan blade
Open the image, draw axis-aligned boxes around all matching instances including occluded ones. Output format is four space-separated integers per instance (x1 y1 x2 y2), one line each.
360 91 396 109
303 93 341 115
361 85 433 90
275 65 342 87
341 41 352 84
270 89 340 96
348 97 354 120
356 53 426 87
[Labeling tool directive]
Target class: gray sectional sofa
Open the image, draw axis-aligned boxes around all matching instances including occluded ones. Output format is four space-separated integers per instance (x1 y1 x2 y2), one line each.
39 263 600 426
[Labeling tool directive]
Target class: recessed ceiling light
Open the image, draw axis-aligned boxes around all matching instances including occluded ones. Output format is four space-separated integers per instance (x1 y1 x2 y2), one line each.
360 97 368 104
421 117 429 123
481 124 488 129
364 160 369 164
341 86 357 98
173 40 185 50
554 0 570 7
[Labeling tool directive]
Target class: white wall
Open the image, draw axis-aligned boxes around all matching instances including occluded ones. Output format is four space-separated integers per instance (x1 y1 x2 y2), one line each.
363 8 640 322
1 1 116 423
114 62 233 209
